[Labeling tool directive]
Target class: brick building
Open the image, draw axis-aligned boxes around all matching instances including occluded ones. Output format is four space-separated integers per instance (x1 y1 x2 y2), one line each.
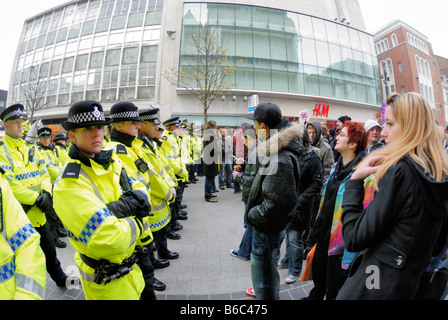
374 20 445 125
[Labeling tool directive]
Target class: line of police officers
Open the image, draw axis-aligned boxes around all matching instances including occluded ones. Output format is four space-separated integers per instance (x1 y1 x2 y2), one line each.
0 100 202 300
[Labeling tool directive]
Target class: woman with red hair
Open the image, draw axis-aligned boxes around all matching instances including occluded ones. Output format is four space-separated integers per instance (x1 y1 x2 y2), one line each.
303 121 375 300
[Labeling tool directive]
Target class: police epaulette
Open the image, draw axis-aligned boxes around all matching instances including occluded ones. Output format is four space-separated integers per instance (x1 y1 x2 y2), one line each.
162 136 168 141
62 163 81 179
116 144 128 155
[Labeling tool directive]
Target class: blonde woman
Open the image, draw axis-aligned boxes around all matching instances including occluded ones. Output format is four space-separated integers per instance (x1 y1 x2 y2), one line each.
337 92 448 300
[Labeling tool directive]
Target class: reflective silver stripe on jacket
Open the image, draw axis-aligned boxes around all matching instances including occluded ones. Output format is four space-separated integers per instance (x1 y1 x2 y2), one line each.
136 172 150 190
2 144 44 192
152 202 167 212
124 217 138 247
79 169 103 202
16 273 45 299
163 189 172 201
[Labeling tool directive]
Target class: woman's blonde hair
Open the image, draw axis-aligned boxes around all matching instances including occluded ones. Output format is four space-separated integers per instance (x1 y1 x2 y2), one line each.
368 92 448 189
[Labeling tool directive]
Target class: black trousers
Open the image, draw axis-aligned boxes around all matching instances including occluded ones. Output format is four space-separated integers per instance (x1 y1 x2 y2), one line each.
153 227 168 255
308 239 329 300
35 222 67 285
46 207 64 240
168 180 185 229
137 248 157 300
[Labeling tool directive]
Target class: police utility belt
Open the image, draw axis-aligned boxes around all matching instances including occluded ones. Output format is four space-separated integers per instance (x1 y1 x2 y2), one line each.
80 252 140 285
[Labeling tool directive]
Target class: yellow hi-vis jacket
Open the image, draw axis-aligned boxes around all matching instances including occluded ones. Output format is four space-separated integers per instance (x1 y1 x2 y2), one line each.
37 144 62 185
154 138 177 187
140 136 175 232
104 137 153 247
180 133 194 166
161 131 188 183
55 144 70 167
53 151 146 300
192 135 203 163
0 135 52 227
0 171 46 300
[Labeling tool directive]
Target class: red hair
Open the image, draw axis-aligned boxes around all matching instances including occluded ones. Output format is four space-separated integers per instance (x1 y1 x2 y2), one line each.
343 121 367 154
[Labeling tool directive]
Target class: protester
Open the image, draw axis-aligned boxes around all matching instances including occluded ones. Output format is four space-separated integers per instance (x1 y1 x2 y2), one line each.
244 103 303 300
364 119 384 154
232 124 246 193
280 129 323 284
306 122 334 184
337 92 448 299
304 121 368 300
218 128 233 189
230 124 259 261
331 115 351 162
444 125 448 151
202 120 219 203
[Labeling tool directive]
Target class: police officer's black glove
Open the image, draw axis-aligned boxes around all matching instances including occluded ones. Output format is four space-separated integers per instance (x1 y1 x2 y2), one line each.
122 190 151 221
106 197 134 219
35 190 53 212
106 190 151 220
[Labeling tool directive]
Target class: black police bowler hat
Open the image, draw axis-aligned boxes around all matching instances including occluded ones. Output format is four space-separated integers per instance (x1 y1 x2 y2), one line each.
245 102 283 129
110 102 143 123
53 133 67 142
163 116 181 127
0 104 27 122
62 100 110 131
38 127 52 138
139 108 161 125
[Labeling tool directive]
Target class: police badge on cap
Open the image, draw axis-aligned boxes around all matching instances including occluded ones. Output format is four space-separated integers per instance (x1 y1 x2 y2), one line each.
62 101 110 130
0 104 27 122
38 127 52 138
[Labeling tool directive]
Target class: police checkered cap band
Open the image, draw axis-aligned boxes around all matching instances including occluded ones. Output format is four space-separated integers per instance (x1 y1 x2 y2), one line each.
3 109 25 122
140 113 158 121
40 130 51 136
68 107 106 124
110 110 139 119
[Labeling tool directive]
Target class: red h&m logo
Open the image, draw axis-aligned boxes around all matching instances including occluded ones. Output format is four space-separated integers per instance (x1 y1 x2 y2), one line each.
312 104 330 118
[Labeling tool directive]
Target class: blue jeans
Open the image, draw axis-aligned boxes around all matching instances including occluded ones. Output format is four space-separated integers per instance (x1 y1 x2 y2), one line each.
280 228 304 276
427 239 448 299
251 229 285 300
218 162 233 187
204 176 216 199
237 202 252 260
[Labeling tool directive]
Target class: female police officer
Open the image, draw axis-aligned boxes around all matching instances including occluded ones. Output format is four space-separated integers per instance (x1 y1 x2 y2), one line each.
53 101 150 300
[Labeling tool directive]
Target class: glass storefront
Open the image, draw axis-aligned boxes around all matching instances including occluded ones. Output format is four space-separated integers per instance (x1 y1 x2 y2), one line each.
180 3 381 105
11 0 164 107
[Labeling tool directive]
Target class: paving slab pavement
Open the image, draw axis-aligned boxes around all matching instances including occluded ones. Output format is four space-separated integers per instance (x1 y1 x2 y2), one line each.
45 175 313 300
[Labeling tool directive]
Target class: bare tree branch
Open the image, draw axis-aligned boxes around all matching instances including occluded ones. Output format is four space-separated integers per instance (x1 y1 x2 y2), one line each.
164 25 243 124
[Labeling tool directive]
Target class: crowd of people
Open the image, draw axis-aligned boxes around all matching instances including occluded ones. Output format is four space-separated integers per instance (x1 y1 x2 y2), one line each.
1 91 448 300
223 95 448 300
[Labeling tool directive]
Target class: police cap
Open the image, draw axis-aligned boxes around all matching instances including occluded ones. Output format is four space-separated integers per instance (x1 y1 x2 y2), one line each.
110 102 143 123
53 134 67 142
139 108 161 125
0 104 27 122
62 100 110 131
163 116 181 127
38 127 52 138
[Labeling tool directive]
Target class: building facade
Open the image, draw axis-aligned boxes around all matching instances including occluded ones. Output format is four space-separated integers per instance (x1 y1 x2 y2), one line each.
8 0 381 128
374 20 446 125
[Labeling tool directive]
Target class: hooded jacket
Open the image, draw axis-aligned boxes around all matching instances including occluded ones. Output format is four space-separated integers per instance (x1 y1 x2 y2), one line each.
245 120 303 234
337 155 448 300
307 121 334 184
